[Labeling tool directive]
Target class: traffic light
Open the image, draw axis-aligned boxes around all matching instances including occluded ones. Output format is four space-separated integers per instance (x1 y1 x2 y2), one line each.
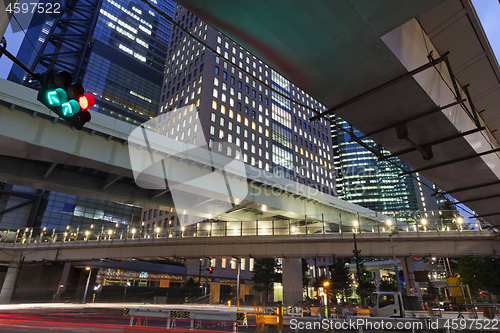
36 70 94 130
208 267 213 274
353 250 358 260
479 290 483 295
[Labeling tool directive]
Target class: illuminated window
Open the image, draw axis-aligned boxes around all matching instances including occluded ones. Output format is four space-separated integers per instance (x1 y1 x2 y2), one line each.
212 100 217 110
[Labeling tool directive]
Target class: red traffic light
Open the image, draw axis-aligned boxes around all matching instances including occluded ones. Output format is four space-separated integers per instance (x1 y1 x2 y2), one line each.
208 267 213 273
479 291 483 295
78 94 95 110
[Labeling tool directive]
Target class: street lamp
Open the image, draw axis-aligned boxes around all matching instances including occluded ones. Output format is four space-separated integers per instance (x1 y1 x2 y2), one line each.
83 267 92 304
389 230 402 293
323 281 330 319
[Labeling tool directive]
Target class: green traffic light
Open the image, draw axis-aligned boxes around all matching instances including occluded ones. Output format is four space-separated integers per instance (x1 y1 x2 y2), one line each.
61 100 80 116
47 88 68 106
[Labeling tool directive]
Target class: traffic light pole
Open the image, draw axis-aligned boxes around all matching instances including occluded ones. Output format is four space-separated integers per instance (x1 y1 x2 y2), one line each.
353 234 363 306
0 38 36 79
1 38 93 129
390 232 402 293
236 258 241 311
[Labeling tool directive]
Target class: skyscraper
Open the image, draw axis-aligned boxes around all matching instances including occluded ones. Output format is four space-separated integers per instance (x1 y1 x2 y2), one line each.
82 0 175 125
155 5 336 195
331 116 442 219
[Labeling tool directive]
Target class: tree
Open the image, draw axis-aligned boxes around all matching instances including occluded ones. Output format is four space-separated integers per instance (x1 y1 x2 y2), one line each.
330 257 352 303
302 259 312 292
357 262 376 305
425 281 440 300
252 258 282 302
453 258 500 295
379 275 398 292
183 277 203 301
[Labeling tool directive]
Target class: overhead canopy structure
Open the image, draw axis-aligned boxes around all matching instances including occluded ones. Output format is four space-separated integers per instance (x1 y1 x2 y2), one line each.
177 0 500 226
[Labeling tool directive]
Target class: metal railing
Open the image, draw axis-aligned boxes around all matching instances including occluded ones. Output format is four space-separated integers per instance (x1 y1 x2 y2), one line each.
0 210 491 245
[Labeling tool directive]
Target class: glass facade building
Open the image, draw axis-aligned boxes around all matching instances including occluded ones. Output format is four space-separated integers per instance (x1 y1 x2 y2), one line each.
7 8 58 85
83 0 175 125
40 192 142 229
331 115 442 219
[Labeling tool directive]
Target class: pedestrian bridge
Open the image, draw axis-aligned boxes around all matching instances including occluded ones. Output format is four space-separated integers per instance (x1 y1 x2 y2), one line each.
0 210 498 262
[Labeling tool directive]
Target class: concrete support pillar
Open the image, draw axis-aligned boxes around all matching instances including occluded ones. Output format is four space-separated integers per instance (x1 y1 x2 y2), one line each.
0 261 20 303
209 282 220 304
282 258 303 306
401 257 416 296
56 262 72 301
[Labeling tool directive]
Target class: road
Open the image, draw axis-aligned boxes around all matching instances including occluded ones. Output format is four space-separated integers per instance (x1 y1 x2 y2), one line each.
0 308 256 333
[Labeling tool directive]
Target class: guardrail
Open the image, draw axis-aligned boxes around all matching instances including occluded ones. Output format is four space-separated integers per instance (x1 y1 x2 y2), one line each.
0 210 491 246
123 307 247 327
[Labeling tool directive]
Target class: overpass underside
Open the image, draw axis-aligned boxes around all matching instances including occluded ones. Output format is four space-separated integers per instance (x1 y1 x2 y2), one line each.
0 78 384 226
0 230 498 262
176 0 500 226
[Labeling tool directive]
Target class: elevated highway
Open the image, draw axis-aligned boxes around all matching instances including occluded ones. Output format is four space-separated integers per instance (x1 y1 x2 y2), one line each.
0 78 378 224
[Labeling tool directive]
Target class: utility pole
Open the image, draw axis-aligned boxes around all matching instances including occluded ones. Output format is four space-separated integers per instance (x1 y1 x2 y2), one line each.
353 234 363 306
390 230 402 293
198 258 202 284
